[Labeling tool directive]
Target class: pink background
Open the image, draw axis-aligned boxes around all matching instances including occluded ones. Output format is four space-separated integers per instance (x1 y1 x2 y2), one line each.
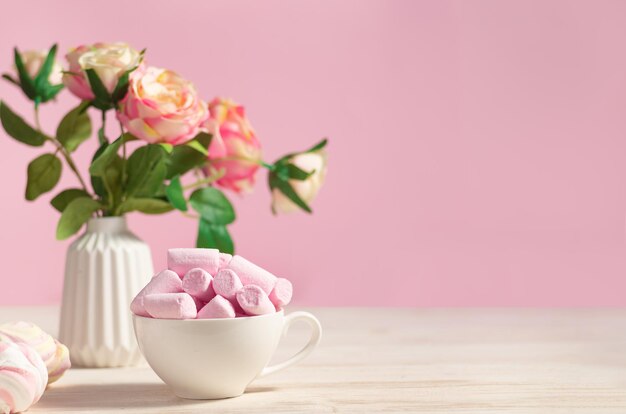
1 0 625 306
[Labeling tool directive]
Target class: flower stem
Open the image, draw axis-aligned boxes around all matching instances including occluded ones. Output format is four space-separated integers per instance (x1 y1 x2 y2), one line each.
118 119 127 192
183 168 226 190
34 106 90 193
261 161 275 170
97 110 106 145
183 177 217 191
212 155 275 170
34 107 42 131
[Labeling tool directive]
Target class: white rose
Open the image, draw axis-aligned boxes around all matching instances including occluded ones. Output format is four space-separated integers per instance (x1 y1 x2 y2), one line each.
271 151 328 214
78 43 141 93
16 50 63 84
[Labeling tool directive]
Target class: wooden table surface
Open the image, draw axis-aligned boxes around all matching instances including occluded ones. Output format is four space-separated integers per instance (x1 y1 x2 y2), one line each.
1 307 625 413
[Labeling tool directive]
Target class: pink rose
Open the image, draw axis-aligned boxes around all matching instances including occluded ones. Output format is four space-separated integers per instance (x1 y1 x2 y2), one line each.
117 66 209 144
205 98 262 193
62 45 94 100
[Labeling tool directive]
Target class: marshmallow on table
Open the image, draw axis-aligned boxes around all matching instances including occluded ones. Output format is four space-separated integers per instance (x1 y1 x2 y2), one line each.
168 248 221 277
226 255 277 295
269 278 293 308
182 268 216 302
0 321 71 385
144 293 198 320
213 269 243 301
0 322 55 366
131 270 183 317
14 343 47 400
236 285 276 316
47 340 71 384
197 296 236 319
0 341 47 413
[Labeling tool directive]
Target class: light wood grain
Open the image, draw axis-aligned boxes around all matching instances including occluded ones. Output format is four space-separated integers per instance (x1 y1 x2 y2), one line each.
1 307 625 413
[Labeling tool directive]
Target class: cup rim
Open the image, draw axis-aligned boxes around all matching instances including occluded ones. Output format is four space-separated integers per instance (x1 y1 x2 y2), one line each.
132 308 284 323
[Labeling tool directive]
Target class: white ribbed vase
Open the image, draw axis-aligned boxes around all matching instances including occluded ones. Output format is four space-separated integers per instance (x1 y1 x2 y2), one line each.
58 217 153 367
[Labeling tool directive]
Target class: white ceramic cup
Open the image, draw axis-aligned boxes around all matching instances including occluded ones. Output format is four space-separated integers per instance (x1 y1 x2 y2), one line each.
132 310 322 399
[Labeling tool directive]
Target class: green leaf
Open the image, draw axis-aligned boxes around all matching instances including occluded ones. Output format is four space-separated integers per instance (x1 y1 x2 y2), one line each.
0 101 46 146
274 162 289 181
189 187 235 225
154 183 167 198
269 174 312 213
276 138 329 164
97 126 107 145
50 188 91 212
121 132 138 143
78 102 91 114
118 198 173 215
102 155 124 209
165 176 187 211
285 163 315 181
2 74 19 87
111 67 137 103
126 144 167 198
166 145 206 179
97 110 108 145
196 218 234 254
33 44 58 90
89 134 135 176
186 140 208 156
56 197 101 240
85 69 112 109
56 102 92 152
90 142 108 197
306 138 328 153
193 132 212 149
25 153 62 200
13 48 36 100
90 138 121 176
90 139 127 208
41 83 64 102
160 143 173 153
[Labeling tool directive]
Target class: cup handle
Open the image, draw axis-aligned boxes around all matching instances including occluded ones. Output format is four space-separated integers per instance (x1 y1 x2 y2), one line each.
259 311 322 378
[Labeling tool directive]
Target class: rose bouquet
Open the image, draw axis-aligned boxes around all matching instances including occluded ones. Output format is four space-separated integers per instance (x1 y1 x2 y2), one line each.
0 43 328 253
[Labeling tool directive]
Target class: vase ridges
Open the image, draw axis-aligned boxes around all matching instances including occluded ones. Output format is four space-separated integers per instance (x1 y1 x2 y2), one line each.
69 344 139 367
59 218 153 368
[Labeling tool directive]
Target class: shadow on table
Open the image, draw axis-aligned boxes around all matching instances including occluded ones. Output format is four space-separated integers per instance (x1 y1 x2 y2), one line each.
37 382 277 410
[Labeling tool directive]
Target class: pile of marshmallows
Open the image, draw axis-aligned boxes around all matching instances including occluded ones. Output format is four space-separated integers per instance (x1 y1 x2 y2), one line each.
131 249 293 319
0 322 71 414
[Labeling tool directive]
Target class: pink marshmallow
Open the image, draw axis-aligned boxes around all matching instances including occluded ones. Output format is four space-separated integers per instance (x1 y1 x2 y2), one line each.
144 293 198 319
269 278 293 307
197 295 236 319
167 248 221 277
236 285 276 316
131 270 182 317
219 253 232 269
212 269 243 301
226 255 277 295
182 268 216 302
